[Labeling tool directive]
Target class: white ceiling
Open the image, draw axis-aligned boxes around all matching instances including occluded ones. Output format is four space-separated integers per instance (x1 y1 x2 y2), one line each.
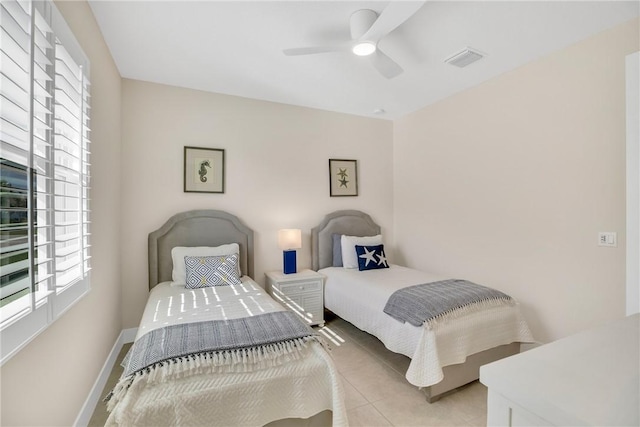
88 1 639 120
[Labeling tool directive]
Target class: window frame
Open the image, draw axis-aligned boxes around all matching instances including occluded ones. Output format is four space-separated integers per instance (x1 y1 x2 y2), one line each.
0 0 91 365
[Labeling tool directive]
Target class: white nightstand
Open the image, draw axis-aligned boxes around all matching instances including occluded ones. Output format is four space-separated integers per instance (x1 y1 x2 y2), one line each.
265 269 325 327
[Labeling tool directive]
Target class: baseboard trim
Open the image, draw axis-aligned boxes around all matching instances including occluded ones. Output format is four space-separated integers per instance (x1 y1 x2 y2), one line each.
74 327 137 427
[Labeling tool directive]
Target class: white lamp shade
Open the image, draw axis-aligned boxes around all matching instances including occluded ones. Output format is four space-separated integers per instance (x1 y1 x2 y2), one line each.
278 229 302 250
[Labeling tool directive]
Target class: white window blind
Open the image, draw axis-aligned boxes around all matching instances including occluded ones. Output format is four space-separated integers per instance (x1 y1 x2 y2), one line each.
0 0 91 365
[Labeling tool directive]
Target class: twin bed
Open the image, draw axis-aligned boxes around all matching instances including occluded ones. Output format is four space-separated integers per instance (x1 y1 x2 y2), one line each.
312 210 533 402
106 209 533 425
106 210 346 426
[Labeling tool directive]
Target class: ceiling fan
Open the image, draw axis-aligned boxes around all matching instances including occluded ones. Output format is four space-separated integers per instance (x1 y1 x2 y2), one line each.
282 2 425 79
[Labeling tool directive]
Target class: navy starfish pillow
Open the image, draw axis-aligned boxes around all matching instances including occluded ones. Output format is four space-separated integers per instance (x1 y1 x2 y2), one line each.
355 244 389 271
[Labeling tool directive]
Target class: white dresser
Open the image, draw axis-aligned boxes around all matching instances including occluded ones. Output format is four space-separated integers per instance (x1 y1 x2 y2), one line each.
265 269 325 327
480 314 639 426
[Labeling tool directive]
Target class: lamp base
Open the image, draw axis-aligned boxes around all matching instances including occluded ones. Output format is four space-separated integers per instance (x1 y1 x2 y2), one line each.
283 250 297 274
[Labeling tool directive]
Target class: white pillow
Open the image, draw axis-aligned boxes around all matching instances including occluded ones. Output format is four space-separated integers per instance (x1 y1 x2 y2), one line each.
341 235 382 269
171 243 240 283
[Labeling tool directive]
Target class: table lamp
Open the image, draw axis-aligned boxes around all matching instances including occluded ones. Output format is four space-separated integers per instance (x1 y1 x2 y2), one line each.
278 229 301 274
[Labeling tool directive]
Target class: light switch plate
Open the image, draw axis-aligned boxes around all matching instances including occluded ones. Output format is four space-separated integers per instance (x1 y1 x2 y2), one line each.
598 232 617 247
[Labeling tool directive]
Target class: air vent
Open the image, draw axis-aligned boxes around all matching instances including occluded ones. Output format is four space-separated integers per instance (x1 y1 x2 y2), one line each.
445 48 484 68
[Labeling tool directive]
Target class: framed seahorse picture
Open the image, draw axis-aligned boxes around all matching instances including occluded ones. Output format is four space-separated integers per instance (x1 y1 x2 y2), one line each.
184 146 225 193
328 158 358 197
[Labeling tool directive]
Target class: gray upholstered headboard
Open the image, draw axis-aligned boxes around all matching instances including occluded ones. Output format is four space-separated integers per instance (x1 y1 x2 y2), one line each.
311 210 381 271
148 210 254 289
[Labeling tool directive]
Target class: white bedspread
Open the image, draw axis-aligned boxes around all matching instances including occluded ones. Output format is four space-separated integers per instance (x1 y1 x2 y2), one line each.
107 278 347 426
321 265 534 387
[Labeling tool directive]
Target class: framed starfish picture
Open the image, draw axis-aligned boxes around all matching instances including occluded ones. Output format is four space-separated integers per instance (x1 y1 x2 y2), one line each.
184 146 225 193
329 159 358 197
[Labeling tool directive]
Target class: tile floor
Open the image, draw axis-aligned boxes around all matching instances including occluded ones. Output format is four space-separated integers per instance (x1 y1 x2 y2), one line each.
89 312 488 426
324 314 487 426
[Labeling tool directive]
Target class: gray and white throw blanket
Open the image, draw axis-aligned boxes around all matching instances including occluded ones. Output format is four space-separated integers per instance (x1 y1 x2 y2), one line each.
106 311 318 407
383 279 514 327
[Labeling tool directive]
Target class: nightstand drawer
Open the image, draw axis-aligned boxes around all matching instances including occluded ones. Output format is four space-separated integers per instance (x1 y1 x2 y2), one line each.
265 269 325 326
279 280 321 294
278 294 323 325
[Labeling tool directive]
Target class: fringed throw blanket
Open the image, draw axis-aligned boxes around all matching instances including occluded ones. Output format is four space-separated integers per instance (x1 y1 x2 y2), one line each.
107 310 317 408
383 279 514 327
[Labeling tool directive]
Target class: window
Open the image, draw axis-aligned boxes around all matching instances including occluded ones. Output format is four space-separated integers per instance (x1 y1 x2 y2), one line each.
1 0 91 364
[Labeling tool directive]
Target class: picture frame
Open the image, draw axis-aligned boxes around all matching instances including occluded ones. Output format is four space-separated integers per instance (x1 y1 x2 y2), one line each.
184 146 225 193
329 159 358 197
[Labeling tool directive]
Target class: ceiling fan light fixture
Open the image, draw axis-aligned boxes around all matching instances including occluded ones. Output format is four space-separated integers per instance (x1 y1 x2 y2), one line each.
352 42 376 56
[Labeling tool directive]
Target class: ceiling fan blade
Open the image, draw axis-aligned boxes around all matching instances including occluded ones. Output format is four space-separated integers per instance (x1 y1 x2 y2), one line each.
282 45 347 56
361 1 425 42
370 49 403 79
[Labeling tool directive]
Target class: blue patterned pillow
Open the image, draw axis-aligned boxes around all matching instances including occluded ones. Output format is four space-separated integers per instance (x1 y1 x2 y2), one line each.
184 254 242 288
355 244 389 271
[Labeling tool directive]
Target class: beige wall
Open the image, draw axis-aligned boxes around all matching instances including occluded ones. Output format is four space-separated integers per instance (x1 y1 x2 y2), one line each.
120 80 394 327
0 3 634 423
0 2 122 426
393 18 639 343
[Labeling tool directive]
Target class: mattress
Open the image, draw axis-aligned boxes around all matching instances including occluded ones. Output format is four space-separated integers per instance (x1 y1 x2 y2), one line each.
321 265 534 387
106 277 347 426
